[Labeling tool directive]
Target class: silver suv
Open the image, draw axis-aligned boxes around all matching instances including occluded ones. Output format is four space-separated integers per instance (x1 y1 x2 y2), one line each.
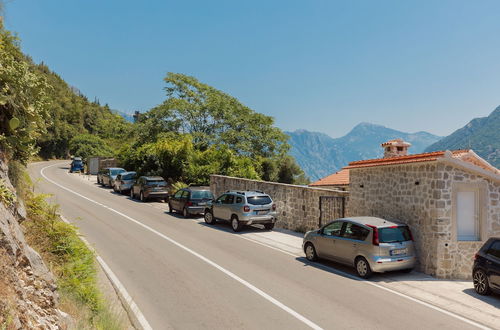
204 191 277 232
303 217 416 278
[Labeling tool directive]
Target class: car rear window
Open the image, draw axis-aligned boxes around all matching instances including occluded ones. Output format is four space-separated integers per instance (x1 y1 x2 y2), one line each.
110 169 125 176
379 226 412 243
147 180 166 186
73 160 83 165
191 190 213 199
246 196 272 205
122 173 136 180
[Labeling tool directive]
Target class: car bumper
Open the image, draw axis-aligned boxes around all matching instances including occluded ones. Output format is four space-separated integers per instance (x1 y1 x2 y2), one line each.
120 184 133 191
369 255 416 273
187 206 205 214
146 192 169 199
241 216 277 225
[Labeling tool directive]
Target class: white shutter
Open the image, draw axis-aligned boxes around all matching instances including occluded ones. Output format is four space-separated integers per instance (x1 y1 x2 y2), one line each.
456 191 478 241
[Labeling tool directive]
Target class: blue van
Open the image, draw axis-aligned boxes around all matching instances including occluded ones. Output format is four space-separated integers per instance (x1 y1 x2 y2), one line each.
70 157 84 173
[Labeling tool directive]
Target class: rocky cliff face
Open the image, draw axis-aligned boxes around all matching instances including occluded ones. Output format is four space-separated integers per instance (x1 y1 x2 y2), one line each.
0 156 67 329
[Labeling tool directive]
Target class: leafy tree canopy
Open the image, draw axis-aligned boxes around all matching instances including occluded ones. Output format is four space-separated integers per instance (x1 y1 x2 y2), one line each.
68 134 114 161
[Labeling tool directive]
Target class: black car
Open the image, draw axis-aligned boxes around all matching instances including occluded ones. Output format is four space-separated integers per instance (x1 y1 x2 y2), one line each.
473 237 500 295
168 186 214 218
130 176 169 202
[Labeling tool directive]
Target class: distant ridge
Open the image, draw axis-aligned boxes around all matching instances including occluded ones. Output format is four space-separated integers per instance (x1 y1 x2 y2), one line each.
287 123 442 181
425 106 500 168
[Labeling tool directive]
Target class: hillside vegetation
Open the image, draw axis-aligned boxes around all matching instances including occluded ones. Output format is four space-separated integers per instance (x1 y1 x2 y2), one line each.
425 106 500 168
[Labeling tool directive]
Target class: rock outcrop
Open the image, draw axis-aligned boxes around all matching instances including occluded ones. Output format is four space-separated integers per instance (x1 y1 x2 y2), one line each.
0 156 67 329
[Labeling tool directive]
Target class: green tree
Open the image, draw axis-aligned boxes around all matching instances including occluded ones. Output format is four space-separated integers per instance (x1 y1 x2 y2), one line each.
139 73 289 158
0 21 51 163
68 134 114 160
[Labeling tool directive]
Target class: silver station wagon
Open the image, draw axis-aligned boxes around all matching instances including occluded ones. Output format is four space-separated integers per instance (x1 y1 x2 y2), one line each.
303 217 416 278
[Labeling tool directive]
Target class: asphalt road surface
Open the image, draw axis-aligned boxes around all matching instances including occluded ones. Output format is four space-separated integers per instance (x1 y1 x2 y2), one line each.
29 161 486 330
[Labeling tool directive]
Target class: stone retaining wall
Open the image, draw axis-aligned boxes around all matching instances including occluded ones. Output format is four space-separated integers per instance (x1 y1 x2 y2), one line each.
210 175 348 232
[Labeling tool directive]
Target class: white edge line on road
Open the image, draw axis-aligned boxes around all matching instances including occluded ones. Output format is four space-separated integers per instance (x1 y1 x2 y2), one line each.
40 162 323 330
59 215 153 330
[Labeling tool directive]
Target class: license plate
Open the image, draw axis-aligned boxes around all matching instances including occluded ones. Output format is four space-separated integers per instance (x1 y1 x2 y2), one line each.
390 248 407 256
198 202 206 206
257 210 268 215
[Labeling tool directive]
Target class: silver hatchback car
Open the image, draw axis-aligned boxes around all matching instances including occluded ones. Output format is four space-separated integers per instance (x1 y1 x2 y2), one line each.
204 191 277 232
303 217 416 278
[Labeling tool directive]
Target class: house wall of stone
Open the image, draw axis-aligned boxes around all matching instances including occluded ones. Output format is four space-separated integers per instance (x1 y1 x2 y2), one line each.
210 175 349 232
434 164 500 279
348 163 440 276
349 162 500 279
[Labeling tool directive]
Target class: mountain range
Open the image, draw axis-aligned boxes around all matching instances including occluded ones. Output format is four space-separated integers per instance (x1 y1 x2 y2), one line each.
425 106 500 168
286 123 442 181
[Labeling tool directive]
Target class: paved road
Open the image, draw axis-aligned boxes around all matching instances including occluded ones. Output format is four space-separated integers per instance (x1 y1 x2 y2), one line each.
29 161 485 330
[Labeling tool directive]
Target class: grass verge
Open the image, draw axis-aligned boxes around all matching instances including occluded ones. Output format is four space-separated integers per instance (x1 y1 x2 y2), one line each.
9 161 126 329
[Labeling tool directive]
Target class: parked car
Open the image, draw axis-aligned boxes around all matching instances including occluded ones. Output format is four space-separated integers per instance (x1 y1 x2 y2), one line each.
472 237 500 295
204 190 277 232
97 167 126 188
302 217 416 278
69 157 84 173
168 186 214 217
130 176 169 202
113 171 137 194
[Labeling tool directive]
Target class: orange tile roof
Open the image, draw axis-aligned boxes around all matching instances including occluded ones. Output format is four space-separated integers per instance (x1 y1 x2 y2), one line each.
310 168 350 186
346 149 470 169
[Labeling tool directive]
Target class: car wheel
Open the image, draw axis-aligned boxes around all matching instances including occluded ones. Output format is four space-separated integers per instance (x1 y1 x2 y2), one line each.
231 216 243 232
204 210 215 225
140 191 146 202
183 207 189 218
473 269 491 295
264 223 275 230
355 257 373 279
130 189 134 199
304 243 318 261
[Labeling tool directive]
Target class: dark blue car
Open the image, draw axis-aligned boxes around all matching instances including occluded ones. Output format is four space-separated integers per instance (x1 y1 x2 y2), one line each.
70 157 84 173
473 237 500 295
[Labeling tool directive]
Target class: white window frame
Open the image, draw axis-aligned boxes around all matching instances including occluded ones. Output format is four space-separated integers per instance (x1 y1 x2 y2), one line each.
452 182 487 242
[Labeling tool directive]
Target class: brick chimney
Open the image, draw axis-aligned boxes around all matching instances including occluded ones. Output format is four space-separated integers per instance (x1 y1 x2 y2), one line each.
381 139 411 158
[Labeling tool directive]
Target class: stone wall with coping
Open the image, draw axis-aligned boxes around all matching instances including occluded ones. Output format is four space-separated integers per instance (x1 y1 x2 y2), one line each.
210 175 348 232
349 161 500 279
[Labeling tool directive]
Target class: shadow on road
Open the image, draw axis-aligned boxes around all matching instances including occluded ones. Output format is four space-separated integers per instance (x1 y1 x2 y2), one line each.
462 288 500 306
197 220 270 234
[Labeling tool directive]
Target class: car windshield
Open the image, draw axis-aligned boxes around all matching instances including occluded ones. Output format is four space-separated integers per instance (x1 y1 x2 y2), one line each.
110 169 125 176
146 180 166 186
73 160 83 165
379 226 412 243
247 196 272 205
191 190 213 199
122 173 136 180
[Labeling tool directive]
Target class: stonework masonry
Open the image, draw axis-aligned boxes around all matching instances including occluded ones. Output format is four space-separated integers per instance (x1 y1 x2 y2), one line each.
210 175 348 232
349 161 500 279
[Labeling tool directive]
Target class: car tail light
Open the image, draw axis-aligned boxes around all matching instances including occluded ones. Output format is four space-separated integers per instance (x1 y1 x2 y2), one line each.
408 228 414 241
186 201 193 206
272 204 276 211
243 206 250 212
367 225 379 246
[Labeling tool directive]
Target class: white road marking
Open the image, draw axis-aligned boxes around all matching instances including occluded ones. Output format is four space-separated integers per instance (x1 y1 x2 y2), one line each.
59 215 153 330
43 162 492 330
40 163 323 330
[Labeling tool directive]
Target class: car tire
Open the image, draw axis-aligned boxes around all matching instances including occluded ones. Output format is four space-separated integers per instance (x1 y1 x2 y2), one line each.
231 216 243 232
473 269 491 295
264 223 275 230
140 191 146 202
355 257 373 279
304 243 318 261
130 189 134 199
204 210 215 225
183 207 189 218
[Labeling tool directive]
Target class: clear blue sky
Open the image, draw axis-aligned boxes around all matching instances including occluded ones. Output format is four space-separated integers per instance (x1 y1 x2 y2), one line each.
4 0 500 137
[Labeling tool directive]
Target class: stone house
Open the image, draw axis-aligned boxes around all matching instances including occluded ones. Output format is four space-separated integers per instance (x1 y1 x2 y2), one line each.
345 139 500 279
309 168 350 191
